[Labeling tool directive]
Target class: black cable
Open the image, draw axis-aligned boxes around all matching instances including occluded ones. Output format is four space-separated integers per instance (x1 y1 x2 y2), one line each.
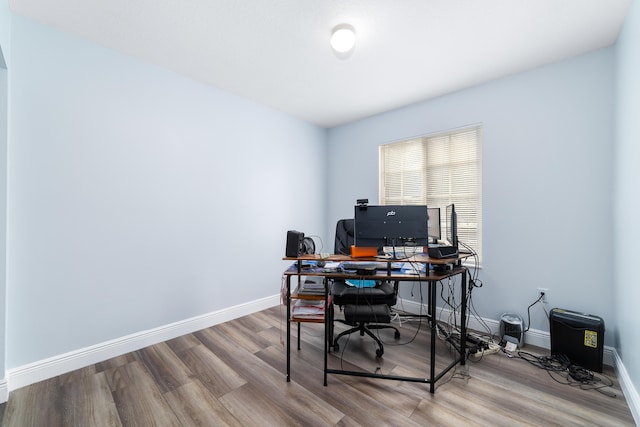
523 293 544 333
450 240 494 343
381 274 426 347
467 286 493 340
514 351 616 397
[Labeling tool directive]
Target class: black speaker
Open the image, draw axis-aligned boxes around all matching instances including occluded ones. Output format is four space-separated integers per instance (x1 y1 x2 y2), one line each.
285 230 305 257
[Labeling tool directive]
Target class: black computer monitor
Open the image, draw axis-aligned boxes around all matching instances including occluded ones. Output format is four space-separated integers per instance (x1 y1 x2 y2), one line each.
354 204 429 249
446 203 458 249
427 207 441 244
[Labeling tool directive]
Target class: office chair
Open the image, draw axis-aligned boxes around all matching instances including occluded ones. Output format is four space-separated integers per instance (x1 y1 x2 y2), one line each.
330 219 400 357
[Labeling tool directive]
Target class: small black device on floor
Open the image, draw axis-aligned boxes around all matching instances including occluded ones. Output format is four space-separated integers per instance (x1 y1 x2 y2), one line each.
549 308 605 373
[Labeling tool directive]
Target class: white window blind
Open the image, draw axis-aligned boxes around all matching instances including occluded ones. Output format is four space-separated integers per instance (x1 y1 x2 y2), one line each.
379 126 482 260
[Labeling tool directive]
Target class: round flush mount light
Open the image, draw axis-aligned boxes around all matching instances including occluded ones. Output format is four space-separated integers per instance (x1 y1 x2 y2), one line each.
330 24 356 57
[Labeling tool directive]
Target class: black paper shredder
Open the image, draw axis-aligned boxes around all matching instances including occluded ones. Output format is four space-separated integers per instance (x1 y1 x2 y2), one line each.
549 308 605 373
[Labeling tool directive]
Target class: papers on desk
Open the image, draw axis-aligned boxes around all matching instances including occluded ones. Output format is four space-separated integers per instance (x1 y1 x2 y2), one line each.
292 299 326 319
323 261 341 270
400 262 427 275
297 280 325 295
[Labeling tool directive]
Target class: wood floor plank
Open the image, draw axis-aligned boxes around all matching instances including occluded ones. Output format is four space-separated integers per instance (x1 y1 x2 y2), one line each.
334 373 422 419
409 397 485 427
105 361 182 427
2 376 62 427
164 380 244 427
257 324 287 348
134 341 193 393
235 309 280 333
58 364 98 386
214 319 273 354
60 372 122 427
176 343 247 398
218 383 303 426
165 332 202 354
250 306 285 330
334 415 365 427
95 352 137 373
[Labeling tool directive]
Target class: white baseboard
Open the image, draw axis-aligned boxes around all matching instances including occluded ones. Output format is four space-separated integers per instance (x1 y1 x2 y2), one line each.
613 348 640 425
5 294 280 397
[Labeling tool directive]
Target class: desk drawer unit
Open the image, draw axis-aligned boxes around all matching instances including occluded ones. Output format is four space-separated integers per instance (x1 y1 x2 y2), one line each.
549 308 604 373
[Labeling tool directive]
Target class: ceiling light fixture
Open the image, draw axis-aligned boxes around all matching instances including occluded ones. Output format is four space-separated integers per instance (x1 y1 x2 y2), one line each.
330 24 356 58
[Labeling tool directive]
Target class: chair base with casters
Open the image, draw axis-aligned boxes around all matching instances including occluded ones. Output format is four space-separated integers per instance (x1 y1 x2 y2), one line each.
332 303 401 358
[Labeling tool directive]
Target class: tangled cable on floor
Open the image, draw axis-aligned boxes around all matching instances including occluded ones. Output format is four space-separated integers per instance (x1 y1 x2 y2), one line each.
515 351 616 397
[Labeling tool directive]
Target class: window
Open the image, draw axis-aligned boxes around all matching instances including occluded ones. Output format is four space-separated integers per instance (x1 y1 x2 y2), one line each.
379 125 482 260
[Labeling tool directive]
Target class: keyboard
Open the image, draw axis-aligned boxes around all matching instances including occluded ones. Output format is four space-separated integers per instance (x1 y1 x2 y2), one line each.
341 262 378 271
342 262 402 271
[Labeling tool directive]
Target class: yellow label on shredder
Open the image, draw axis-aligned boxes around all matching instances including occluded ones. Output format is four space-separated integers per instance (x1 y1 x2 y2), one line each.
584 330 598 348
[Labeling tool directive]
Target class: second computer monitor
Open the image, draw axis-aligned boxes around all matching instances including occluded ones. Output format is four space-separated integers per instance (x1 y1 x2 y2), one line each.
445 203 458 249
427 207 441 244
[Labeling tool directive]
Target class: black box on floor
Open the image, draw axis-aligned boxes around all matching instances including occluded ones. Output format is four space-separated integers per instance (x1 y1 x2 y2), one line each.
549 308 605 372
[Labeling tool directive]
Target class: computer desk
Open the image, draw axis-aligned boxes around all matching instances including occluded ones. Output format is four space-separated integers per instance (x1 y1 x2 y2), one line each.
282 252 472 393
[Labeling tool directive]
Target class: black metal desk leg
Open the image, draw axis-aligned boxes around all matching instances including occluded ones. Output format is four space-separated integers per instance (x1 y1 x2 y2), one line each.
324 277 329 386
286 275 291 382
429 279 437 393
460 268 468 366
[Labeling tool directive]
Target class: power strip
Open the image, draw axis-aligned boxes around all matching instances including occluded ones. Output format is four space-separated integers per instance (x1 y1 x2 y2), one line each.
469 343 501 360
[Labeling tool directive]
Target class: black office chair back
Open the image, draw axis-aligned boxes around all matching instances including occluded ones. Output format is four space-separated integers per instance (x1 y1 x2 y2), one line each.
334 219 354 255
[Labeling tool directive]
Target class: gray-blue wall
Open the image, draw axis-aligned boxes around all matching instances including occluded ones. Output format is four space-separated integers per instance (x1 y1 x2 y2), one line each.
0 0 10 390
0 62 6 386
6 15 327 368
614 0 640 411
327 48 615 341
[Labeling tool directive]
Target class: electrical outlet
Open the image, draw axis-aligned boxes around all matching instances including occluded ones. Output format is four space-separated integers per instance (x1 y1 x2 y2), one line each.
538 287 549 303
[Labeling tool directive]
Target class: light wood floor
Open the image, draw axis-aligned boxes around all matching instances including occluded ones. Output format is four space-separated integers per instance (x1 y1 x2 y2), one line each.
0 305 635 426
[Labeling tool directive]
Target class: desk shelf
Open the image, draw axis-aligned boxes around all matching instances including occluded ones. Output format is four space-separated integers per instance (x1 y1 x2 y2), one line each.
290 287 329 323
290 316 325 324
292 288 325 300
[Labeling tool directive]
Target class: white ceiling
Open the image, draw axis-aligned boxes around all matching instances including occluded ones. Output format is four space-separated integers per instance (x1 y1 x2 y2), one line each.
9 0 632 128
